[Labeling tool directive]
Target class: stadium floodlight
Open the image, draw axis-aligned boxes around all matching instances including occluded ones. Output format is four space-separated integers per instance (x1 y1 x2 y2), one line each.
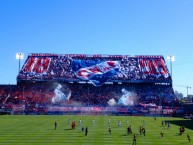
187 86 191 98
16 53 24 72
167 55 175 80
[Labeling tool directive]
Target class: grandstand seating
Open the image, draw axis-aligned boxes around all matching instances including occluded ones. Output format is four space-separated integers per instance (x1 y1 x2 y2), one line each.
0 53 182 114
17 54 171 84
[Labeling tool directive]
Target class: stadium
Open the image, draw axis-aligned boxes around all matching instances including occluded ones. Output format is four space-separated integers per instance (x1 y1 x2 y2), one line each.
1 53 192 145
0 53 183 115
1 1 193 144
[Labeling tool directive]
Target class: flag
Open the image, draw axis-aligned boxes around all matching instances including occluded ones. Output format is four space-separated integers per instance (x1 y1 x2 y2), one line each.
73 60 120 86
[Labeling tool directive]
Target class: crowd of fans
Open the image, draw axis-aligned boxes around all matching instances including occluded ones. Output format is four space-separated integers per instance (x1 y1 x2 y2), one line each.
18 56 73 80
1 54 179 113
17 54 171 83
0 82 181 114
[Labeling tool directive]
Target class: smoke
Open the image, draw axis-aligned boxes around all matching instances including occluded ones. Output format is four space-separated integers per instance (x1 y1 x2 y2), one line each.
50 82 86 106
107 88 137 106
107 98 117 106
51 83 71 104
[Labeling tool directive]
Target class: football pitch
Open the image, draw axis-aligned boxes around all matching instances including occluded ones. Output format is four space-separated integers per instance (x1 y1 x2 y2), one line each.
0 115 192 145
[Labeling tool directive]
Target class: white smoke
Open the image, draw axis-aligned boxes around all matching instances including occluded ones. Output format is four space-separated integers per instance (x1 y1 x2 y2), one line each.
118 88 134 106
107 98 117 106
108 88 136 106
51 84 71 104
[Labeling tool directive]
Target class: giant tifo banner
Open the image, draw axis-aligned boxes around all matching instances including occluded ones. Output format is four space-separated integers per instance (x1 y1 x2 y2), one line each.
17 54 171 85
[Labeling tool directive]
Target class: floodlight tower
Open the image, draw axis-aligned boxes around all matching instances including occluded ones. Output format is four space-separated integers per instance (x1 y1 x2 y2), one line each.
16 53 24 72
167 55 175 80
187 86 191 98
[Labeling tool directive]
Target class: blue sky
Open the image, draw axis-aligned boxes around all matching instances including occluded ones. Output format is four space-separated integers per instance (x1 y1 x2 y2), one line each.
0 0 193 96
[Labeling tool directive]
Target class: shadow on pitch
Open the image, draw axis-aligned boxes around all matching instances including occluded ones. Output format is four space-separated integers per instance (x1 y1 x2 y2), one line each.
166 120 193 130
64 128 73 131
120 134 128 136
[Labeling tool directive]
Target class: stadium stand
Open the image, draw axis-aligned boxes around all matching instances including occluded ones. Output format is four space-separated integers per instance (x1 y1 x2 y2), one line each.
0 53 183 115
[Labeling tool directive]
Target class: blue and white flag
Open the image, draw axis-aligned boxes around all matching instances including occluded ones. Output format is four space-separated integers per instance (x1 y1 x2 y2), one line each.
72 60 120 86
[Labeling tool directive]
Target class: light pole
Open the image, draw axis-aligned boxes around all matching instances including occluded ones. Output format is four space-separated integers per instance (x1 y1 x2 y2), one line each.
16 53 24 72
187 86 191 97
167 55 175 80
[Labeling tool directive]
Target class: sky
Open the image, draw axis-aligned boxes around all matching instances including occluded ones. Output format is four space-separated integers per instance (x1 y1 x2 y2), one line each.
0 0 193 96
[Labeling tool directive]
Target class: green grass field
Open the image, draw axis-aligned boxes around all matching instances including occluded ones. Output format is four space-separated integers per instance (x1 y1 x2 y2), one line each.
0 115 192 145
